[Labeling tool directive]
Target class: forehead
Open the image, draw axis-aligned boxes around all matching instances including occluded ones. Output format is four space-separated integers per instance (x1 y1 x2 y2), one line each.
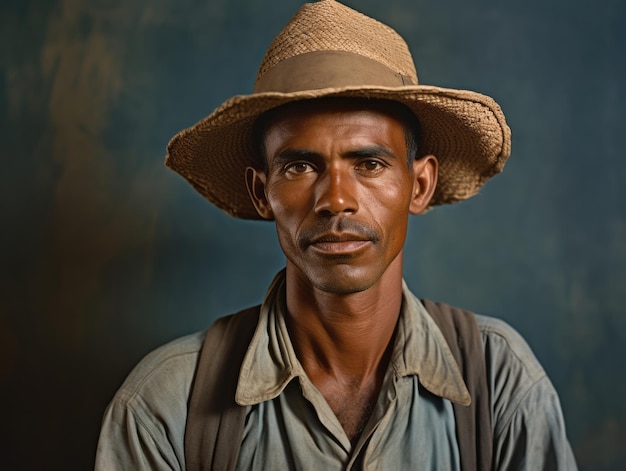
258 98 413 135
261 101 409 161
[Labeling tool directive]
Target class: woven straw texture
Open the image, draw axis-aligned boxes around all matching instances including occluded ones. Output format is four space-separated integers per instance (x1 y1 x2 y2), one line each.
166 0 511 220
257 0 417 82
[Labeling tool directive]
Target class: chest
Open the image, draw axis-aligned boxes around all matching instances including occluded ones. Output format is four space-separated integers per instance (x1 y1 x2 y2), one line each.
236 377 461 470
322 384 377 445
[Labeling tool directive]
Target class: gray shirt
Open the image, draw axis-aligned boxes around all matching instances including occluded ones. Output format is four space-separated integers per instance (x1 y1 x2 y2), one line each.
95 273 577 470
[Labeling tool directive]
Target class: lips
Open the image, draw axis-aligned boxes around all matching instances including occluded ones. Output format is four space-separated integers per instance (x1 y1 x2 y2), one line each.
298 218 380 257
308 231 370 253
310 238 372 258
304 221 380 258
311 232 369 244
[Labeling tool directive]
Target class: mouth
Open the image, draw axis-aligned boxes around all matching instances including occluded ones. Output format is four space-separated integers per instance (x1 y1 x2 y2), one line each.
308 232 373 256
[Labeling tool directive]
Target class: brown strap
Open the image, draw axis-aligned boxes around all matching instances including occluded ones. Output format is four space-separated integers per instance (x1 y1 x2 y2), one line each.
422 299 493 471
184 306 260 471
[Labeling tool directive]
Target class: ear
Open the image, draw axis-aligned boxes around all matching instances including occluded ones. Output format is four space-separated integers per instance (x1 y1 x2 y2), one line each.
245 166 274 220
409 155 438 215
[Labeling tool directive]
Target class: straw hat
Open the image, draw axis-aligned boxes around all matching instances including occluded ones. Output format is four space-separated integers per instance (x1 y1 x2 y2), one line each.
166 0 511 220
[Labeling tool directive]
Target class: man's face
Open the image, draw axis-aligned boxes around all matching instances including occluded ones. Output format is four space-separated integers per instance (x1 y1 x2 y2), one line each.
247 102 436 295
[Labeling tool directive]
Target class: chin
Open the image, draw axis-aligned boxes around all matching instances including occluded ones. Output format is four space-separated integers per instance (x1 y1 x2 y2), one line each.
309 267 380 295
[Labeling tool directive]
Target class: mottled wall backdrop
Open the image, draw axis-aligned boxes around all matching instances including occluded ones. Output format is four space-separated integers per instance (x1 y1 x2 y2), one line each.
2 0 625 469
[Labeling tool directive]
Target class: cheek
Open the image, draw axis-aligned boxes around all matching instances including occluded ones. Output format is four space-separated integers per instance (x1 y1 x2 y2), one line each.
266 174 318 215
369 181 413 218
267 184 302 218
266 182 311 246
370 184 412 243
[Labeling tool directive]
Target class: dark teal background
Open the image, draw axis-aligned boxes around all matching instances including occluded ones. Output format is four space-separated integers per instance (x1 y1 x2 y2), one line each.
2 0 625 469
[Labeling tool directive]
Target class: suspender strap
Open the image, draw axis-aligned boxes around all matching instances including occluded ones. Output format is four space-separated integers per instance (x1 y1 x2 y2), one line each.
422 299 493 471
184 306 260 471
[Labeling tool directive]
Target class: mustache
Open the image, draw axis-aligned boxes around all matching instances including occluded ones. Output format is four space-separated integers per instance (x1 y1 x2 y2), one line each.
298 218 380 248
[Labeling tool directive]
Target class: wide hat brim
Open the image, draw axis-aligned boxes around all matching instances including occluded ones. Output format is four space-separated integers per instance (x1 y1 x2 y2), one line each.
166 84 511 220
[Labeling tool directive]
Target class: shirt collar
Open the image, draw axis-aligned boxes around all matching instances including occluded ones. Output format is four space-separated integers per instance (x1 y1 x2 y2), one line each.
392 280 471 405
235 271 470 407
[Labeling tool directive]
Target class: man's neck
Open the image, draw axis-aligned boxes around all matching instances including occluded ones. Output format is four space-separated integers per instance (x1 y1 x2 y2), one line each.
283 257 404 443
284 257 404 382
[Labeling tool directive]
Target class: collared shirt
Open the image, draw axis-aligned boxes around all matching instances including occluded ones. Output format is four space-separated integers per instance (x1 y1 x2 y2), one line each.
95 272 577 470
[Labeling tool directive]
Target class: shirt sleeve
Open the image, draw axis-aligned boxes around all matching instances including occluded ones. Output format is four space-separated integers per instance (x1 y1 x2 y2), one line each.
94 332 204 471
493 376 577 470
476 315 578 470
95 398 182 471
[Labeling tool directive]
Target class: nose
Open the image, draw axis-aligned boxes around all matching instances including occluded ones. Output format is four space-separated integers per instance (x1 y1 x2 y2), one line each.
314 166 358 216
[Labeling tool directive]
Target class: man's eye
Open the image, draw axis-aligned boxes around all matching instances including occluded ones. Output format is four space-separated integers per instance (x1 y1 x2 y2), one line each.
285 162 314 174
357 160 384 173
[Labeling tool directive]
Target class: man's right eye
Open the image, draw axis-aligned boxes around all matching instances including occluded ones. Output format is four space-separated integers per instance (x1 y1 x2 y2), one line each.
285 162 314 174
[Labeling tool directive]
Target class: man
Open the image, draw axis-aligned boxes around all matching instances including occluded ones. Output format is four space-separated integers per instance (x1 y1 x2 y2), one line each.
96 1 577 469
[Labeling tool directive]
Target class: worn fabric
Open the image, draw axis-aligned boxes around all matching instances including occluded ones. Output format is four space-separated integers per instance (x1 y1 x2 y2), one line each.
95 272 577 470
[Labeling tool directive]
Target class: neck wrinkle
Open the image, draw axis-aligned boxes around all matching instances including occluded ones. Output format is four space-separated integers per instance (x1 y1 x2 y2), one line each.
284 262 404 381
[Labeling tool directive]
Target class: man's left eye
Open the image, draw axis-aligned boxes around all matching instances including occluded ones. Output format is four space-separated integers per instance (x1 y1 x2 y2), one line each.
357 160 384 172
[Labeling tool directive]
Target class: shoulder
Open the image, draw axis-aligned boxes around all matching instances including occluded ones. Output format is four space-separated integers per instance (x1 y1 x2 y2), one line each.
474 314 546 383
112 330 206 406
472 314 578 468
473 315 572 452
97 308 262 469
110 306 260 410
473 314 547 426
96 330 207 469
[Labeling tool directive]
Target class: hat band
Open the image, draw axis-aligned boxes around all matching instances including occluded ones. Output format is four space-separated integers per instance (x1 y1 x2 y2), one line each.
253 50 417 94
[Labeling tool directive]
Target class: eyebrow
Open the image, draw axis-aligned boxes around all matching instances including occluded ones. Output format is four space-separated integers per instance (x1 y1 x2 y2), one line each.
270 149 320 167
345 145 398 160
271 145 398 167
